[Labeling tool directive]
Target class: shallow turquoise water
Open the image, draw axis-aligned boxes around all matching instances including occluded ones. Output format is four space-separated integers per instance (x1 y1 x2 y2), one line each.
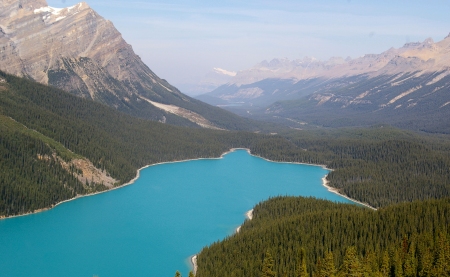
0 149 351 277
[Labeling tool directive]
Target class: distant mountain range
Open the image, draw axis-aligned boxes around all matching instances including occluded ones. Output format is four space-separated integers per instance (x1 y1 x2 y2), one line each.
179 68 237 97
198 35 450 133
0 0 254 130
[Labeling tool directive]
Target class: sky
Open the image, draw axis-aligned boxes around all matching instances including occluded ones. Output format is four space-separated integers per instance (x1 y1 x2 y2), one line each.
46 0 450 94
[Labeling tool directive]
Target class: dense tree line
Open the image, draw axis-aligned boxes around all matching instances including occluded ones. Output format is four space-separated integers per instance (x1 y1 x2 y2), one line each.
0 71 270 216
249 128 450 208
1 69 450 217
196 197 450 277
2 69 450 277
0 117 85 215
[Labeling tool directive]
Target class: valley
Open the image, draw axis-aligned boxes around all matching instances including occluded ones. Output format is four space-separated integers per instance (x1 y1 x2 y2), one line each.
198 36 450 133
0 0 449 276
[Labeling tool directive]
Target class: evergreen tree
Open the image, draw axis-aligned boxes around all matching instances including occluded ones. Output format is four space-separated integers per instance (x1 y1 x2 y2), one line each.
362 251 378 277
403 241 417 277
380 250 390 277
392 249 403 277
338 246 363 277
297 248 309 277
432 232 447 276
317 251 336 277
262 251 276 277
418 247 433 277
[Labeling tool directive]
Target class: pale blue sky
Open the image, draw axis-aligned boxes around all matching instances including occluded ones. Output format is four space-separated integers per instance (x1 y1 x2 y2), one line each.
47 0 450 92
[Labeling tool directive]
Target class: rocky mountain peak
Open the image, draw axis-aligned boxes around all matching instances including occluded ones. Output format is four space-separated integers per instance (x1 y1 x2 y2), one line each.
33 2 90 24
423 37 434 44
33 2 90 25
0 0 47 17
224 33 450 86
0 0 244 130
0 0 179 117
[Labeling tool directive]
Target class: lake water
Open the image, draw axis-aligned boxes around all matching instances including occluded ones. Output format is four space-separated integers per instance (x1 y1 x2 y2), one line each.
0 149 352 277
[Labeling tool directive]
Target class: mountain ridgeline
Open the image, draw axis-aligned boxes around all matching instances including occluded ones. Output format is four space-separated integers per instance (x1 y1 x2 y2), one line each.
0 0 256 130
198 35 450 133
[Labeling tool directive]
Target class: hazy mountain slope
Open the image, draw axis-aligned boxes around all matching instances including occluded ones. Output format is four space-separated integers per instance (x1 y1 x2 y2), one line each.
211 35 449 88
262 71 450 133
0 0 256 130
181 68 236 96
199 35 450 133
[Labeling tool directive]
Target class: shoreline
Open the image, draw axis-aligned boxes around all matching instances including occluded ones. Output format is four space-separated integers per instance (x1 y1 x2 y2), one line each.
2 146 378 275
235 208 254 233
321 177 377 210
191 208 254 274
190 255 198 275
0 149 243 221
0 147 376 219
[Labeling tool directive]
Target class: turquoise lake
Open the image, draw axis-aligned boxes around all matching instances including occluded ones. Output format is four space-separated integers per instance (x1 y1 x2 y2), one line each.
0 149 352 277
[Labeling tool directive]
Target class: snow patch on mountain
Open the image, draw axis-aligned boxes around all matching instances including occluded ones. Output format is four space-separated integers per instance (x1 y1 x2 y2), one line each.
34 6 63 15
387 86 422 105
34 2 87 24
427 72 450 85
213 68 236 77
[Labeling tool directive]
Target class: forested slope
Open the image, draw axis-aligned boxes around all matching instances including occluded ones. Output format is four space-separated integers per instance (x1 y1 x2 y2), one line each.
3 70 450 277
1 70 450 218
0 71 265 217
197 197 450 277
250 128 450 208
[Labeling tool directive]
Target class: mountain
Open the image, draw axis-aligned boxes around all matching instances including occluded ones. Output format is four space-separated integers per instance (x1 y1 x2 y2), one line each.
0 0 255 130
180 68 236 96
198 35 450 133
2 69 450 218
0 70 276 217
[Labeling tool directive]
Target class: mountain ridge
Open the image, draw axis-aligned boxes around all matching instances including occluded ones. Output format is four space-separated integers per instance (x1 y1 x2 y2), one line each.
224 34 450 87
198 34 450 133
0 0 256 130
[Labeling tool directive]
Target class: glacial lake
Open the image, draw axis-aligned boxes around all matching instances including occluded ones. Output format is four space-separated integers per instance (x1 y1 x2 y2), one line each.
0 149 352 277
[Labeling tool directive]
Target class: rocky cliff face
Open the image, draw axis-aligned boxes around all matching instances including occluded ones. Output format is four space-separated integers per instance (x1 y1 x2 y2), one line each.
0 0 246 129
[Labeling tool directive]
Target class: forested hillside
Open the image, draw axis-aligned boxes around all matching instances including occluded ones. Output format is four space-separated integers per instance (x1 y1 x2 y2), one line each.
248 128 450 208
1 70 450 218
2 69 450 277
0 71 264 217
197 197 450 277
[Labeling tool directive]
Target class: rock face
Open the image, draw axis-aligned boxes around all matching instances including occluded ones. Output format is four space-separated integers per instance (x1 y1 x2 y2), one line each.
225 36 450 87
1 1 162 94
200 35 450 106
198 35 450 133
0 0 247 129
